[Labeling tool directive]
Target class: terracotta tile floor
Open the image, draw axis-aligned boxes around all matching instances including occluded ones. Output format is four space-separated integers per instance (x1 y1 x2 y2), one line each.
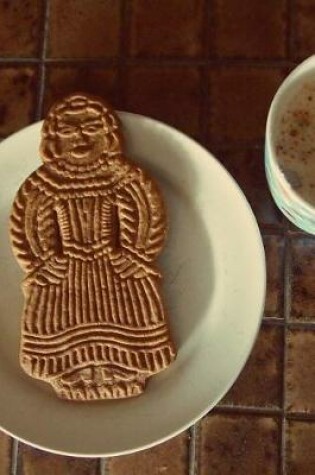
0 1 314 474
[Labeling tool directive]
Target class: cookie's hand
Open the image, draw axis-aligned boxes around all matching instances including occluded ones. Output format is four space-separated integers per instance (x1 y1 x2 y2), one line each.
109 251 161 279
23 255 69 287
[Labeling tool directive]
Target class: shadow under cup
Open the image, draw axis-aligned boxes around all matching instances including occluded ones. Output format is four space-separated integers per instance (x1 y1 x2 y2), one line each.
265 59 315 235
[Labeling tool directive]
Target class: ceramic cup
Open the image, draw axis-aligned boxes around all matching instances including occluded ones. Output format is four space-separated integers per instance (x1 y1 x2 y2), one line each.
265 55 315 234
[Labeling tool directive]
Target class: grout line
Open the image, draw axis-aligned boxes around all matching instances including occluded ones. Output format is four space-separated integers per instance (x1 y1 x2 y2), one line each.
198 65 208 145
199 0 212 149
280 333 287 475
259 227 286 237
99 458 107 475
212 142 265 153
262 315 315 331
0 57 300 68
235 315 315 329
285 411 315 421
188 424 197 475
117 0 130 109
35 0 50 121
285 0 292 60
287 0 295 60
281 416 287 475
209 139 267 152
120 0 131 60
10 438 19 475
213 403 315 421
281 223 292 475
190 423 200 475
260 226 286 237
214 405 283 416
0 58 41 64
262 317 286 326
204 0 214 59
287 321 315 330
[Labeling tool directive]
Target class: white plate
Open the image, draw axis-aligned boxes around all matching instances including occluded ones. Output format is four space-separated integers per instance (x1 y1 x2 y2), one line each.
0 113 266 457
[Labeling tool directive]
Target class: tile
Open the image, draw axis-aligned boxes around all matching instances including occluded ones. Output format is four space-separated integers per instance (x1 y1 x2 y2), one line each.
216 148 283 226
0 432 12 475
210 0 287 59
48 0 121 58
199 414 280 475
107 432 189 475
208 67 285 145
0 0 43 57
286 420 315 475
129 0 205 57
125 66 201 137
221 325 283 408
264 236 285 317
19 444 99 475
290 237 315 322
286 329 315 412
43 66 120 116
0 66 37 136
294 0 315 59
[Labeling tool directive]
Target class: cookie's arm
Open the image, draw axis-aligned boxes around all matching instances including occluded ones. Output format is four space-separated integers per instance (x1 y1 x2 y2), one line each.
36 193 62 261
116 170 167 262
10 180 43 273
25 193 67 286
10 177 61 276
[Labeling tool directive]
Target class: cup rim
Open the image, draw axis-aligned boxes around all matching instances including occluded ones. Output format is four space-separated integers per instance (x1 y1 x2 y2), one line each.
265 56 315 215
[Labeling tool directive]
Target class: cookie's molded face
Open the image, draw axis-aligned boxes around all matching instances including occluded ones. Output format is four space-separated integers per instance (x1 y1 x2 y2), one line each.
40 94 122 173
54 109 108 166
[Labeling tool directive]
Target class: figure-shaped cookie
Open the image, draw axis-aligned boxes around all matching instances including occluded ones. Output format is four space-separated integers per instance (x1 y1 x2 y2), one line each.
10 93 177 401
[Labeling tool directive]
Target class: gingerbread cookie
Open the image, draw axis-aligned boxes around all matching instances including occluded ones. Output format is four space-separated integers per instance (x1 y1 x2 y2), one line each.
10 93 176 401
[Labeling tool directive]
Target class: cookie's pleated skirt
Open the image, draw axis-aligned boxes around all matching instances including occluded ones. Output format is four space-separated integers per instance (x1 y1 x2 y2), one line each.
20 256 176 380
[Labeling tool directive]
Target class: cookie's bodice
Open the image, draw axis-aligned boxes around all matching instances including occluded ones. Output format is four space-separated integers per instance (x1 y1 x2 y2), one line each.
55 195 117 258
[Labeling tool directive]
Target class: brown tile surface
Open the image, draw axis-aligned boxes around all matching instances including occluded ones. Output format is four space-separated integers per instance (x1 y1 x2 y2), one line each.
43 66 120 115
129 0 205 57
286 329 315 413
19 444 99 475
208 67 285 145
291 237 315 321
107 432 189 475
0 66 37 136
199 414 280 475
216 148 283 226
126 66 201 137
294 0 315 59
211 0 287 59
0 0 43 57
221 325 283 408
48 0 121 58
286 420 315 475
0 432 12 475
